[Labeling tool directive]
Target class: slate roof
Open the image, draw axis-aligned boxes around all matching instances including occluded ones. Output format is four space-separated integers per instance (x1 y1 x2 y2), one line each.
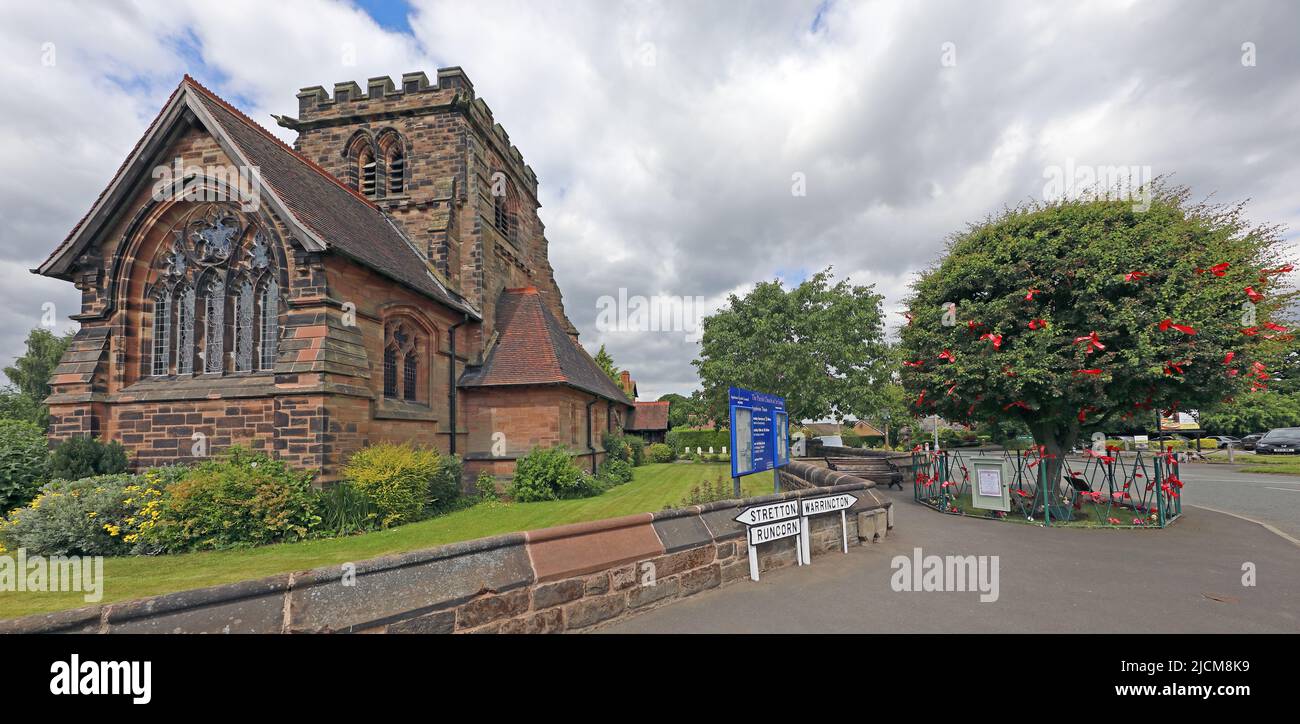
627 400 670 431
38 76 477 318
459 287 632 404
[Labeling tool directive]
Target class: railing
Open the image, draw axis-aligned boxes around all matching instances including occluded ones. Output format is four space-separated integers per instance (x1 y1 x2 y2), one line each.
909 446 1183 527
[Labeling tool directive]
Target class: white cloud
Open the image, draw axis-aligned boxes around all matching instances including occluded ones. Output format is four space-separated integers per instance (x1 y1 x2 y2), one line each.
1 0 1297 398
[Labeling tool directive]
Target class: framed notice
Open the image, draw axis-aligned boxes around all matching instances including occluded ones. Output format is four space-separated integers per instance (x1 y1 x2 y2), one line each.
977 468 1001 497
969 456 1010 512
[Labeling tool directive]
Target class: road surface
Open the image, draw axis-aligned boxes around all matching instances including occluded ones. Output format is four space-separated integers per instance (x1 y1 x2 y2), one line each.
602 467 1300 633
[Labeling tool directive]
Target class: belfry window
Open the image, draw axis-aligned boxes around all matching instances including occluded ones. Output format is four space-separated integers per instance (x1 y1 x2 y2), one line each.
388 147 405 195
358 147 377 198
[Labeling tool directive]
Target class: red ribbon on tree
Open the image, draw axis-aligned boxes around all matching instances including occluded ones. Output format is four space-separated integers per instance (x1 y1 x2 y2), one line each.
980 332 1003 349
1262 264 1293 275
1158 318 1197 335
1075 368 1102 375
1025 288 1042 301
1124 271 1149 282
1028 318 1048 330
1073 331 1105 353
1245 286 1264 303
904 360 924 368
1196 262 1231 276
938 350 955 362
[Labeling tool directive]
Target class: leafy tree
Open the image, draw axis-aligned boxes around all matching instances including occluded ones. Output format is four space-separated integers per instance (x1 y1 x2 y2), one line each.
1198 392 1300 436
659 390 710 429
899 184 1294 485
5 328 72 401
694 268 891 424
593 344 620 384
2 328 73 429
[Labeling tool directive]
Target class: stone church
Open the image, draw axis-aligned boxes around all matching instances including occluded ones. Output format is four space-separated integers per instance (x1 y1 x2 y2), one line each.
37 68 633 484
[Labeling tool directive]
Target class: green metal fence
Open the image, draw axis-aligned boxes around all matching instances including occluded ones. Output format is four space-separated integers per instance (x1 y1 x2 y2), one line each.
910 446 1183 527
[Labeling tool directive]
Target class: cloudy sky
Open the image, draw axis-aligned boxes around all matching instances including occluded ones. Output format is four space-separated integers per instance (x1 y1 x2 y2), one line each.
2 0 1297 399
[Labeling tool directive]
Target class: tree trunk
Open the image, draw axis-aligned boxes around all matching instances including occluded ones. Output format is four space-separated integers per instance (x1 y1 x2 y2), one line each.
1028 422 1080 518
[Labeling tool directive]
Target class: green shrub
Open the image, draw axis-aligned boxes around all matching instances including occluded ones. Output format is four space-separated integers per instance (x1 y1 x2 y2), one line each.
316 481 378 537
598 457 634 486
48 436 128 481
602 432 644 465
344 443 440 527
427 453 463 514
0 473 165 556
148 448 319 551
647 443 674 463
475 470 499 501
509 446 601 501
668 475 737 509
0 419 49 514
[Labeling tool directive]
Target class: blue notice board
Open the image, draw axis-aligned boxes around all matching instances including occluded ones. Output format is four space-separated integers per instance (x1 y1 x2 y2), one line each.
729 386 790 479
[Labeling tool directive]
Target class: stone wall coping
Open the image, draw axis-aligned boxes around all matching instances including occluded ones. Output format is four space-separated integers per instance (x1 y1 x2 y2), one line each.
523 513 653 544
295 531 529 586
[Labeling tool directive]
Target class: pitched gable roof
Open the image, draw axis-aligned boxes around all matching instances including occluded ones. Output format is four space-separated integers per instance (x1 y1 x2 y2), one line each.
459 287 632 404
627 400 670 431
37 75 478 319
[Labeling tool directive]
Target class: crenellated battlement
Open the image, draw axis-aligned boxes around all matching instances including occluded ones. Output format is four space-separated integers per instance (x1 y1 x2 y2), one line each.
295 68 470 113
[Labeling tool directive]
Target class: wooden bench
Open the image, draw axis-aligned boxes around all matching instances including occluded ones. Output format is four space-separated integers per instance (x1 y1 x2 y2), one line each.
824 457 904 490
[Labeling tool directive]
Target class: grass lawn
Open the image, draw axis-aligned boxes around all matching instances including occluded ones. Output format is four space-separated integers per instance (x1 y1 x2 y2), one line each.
0 463 773 621
1202 449 1300 473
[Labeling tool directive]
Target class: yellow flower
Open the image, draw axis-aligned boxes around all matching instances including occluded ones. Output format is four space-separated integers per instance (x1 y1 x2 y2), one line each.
87 511 98 518
103 524 121 537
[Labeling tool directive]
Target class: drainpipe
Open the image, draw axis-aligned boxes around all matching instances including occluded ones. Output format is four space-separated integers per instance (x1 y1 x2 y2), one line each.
448 314 468 455
586 395 599 474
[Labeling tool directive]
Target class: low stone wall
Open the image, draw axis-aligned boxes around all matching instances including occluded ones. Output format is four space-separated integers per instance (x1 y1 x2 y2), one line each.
1 479 891 635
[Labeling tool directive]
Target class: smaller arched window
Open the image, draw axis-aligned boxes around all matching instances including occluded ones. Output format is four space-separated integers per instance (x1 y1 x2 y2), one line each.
151 291 170 377
381 318 427 403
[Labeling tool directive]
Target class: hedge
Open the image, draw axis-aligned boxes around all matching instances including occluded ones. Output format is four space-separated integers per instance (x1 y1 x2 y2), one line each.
665 427 730 454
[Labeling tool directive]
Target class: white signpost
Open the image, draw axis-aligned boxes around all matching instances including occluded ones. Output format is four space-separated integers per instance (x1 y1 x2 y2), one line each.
798 493 858 563
733 494 859 580
734 501 801 581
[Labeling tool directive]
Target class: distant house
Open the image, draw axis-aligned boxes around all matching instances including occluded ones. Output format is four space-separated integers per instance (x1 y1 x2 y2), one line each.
804 422 842 437
626 400 670 444
849 421 885 438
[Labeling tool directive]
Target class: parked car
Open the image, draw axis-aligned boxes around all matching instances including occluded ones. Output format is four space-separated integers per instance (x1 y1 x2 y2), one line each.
1241 433 1265 451
1255 428 1300 455
1205 435 1240 447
